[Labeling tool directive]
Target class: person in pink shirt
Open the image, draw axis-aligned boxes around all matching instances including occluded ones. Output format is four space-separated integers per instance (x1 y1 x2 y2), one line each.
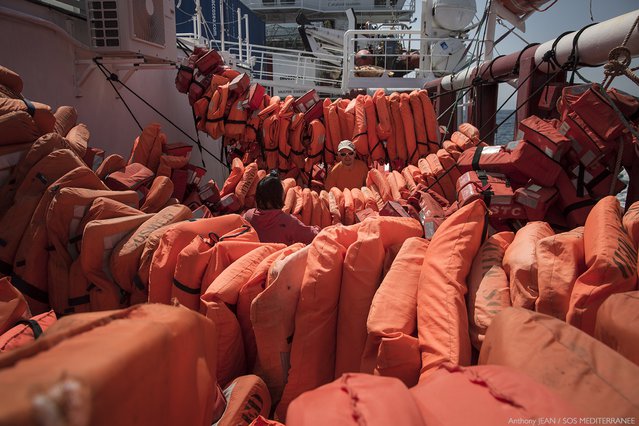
243 172 320 245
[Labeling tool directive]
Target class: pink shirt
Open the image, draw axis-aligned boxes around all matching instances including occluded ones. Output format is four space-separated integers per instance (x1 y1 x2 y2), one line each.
243 208 320 245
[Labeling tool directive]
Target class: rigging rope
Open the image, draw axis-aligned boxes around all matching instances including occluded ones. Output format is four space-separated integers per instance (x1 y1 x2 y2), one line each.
599 14 639 193
93 58 229 170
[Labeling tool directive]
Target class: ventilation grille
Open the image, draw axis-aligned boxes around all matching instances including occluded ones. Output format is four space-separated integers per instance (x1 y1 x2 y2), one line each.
131 0 165 47
88 1 119 48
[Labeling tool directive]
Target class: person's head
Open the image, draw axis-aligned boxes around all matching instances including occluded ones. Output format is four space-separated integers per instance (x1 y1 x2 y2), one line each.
337 140 356 167
256 170 284 210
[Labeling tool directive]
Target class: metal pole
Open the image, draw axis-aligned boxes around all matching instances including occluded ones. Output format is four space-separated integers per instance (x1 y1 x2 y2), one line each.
237 8 243 62
220 0 225 52
484 0 496 61
245 14 251 64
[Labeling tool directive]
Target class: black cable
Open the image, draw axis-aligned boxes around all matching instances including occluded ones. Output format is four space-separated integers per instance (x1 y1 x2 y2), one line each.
564 22 599 84
93 58 227 168
176 39 192 57
93 58 143 131
512 43 540 75
478 55 547 135
482 68 564 142
190 106 207 168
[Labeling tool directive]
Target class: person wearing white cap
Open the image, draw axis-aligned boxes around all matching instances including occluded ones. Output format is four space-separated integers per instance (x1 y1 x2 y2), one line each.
324 139 368 190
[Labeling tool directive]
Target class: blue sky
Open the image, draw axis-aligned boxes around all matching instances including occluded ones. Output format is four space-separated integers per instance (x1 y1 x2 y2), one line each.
454 1 639 107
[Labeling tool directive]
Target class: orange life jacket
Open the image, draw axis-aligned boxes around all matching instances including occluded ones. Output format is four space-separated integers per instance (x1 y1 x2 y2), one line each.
277 96 295 173
467 231 513 349
46 189 139 314
326 100 342 163
352 95 369 157
417 200 487 380
0 112 40 146
52 106 77 137
77 214 152 312
0 310 56 353
417 89 440 152
389 93 407 164
148 215 254 304
201 242 285 385
10 167 106 314
361 236 429 384
366 168 392 202
535 227 585 321
503 221 554 310
409 91 429 158
0 149 85 275
334 218 423 378
0 98 55 135
338 98 355 143
400 93 418 165
568 196 637 335
0 65 23 95
322 98 336 164
304 119 325 174
108 204 192 305
373 89 392 141
172 227 259 312
224 92 249 140
363 95 384 162
205 83 230 139
128 123 165 174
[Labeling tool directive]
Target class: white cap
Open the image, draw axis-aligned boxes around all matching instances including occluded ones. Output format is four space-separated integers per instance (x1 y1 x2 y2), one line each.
337 140 355 152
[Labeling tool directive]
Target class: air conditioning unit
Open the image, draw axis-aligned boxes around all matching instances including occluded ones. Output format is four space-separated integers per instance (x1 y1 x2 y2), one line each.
87 0 177 62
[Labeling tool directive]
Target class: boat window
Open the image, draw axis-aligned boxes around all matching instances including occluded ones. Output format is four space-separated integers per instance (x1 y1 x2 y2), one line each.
29 0 86 18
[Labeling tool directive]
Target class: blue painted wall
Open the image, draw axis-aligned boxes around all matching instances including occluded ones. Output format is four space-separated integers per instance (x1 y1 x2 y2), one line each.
175 0 266 47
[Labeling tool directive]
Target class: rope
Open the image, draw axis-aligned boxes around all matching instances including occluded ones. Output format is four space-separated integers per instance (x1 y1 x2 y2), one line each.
93 58 227 169
595 86 639 194
597 14 639 193
602 13 639 89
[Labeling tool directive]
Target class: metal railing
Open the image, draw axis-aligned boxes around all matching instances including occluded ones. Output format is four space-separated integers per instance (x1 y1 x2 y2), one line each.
211 40 345 95
239 0 414 13
180 25 474 95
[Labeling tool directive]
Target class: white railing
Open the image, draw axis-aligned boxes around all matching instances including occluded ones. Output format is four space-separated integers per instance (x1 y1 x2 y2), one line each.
212 40 345 95
179 25 475 95
239 0 414 14
342 29 470 91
